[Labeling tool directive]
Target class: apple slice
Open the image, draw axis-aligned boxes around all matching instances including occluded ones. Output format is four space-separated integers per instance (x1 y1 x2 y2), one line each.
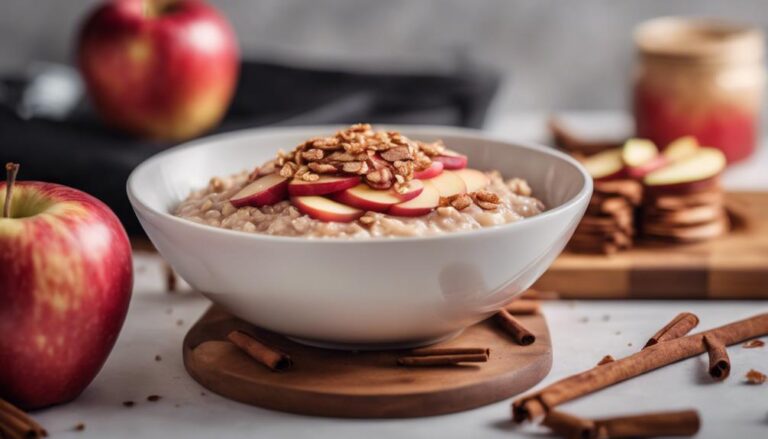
414 161 444 180
333 179 424 212
582 148 626 181
433 149 468 170
288 175 360 196
388 183 441 217
644 147 726 194
292 196 364 222
622 138 667 179
428 170 467 197
663 136 700 162
230 174 288 208
453 169 490 192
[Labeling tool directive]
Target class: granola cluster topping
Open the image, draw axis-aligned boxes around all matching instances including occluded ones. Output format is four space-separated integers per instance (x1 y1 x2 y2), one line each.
440 191 501 211
259 124 445 193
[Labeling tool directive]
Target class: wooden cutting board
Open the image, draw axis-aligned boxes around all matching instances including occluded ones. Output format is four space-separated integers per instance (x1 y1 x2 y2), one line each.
534 192 768 299
183 306 552 418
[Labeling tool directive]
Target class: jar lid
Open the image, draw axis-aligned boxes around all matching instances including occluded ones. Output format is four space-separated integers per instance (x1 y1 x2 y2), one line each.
635 17 764 63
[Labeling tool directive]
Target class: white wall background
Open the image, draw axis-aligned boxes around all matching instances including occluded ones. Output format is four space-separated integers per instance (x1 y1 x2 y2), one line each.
2 0 766 118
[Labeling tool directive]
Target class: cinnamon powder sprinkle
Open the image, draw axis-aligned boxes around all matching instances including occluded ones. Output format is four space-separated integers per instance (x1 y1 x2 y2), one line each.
745 369 766 385
147 395 162 402
73 423 85 432
155 355 162 362
742 339 765 348
122 401 135 407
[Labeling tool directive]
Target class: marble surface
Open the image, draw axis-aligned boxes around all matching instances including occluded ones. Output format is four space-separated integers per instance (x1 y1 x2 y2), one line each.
32 113 768 438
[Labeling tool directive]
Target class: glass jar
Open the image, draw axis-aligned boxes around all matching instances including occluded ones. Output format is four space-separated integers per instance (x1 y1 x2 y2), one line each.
633 17 765 163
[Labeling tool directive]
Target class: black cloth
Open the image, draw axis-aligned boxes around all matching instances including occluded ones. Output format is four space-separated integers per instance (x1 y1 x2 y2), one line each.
0 60 499 234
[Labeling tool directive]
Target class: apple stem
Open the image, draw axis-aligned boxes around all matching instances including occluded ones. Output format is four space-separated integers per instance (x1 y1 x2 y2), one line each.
3 162 19 219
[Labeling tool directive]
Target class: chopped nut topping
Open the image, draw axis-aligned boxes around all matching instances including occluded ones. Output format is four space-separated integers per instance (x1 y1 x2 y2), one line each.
342 161 369 175
262 124 438 190
381 146 412 162
301 149 324 161
508 178 532 196
366 167 394 189
279 162 298 178
359 214 376 225
449 194 473 210
472 191 501 210
307 162 338 174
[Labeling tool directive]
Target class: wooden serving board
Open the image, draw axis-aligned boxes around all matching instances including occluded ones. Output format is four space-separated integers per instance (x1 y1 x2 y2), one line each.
183 306 552 418
534 192 768 299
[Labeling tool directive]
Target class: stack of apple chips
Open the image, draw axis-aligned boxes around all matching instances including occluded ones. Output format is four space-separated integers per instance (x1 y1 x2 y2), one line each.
641 179 728 243
569 136 729 253
568 179 641 254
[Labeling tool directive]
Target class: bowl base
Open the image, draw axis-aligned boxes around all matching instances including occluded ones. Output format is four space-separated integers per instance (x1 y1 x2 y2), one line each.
286 329 464 351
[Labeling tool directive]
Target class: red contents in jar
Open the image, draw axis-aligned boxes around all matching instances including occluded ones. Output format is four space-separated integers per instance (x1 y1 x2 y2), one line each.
634 85 757 164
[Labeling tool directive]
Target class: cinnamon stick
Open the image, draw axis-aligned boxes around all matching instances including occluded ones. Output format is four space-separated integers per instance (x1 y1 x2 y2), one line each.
408 347 489 357
505 300 541 315
643 312 699 348
703 335 730 380
544 409 700 438
397 353 488 367
512 313 768 422
3 163 19 219
597 410 700 438
0 399 47 439
227 331 293 372
495 309 536 345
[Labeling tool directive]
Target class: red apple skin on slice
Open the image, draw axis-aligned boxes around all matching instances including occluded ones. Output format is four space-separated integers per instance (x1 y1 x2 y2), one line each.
288 175 360 196
428 170 467 197
453 169 490 192
622 138 666 179
292 196 364 222
414 161 444 180
334 180 424 212
433 150 468 170
643 147 726 195
230 174 288 208
334 184 402 212
583 148 626 181
626 155 668 179
388 183 441 217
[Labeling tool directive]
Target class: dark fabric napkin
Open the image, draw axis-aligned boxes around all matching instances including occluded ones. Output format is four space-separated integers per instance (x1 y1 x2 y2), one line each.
0 60 499 234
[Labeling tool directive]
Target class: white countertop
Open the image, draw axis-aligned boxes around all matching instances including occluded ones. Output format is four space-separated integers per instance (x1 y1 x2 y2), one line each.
33 113 768 438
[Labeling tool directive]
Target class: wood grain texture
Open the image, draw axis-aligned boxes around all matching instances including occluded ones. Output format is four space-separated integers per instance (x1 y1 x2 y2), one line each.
183 306 552 418
534 192 768 299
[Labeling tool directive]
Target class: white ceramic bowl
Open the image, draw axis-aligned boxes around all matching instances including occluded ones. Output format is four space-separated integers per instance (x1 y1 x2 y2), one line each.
128 126 592 349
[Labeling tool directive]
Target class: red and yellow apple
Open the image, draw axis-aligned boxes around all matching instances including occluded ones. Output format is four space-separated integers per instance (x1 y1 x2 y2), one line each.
77 0 239 141
428 171 467 197
622 138 667 179
0 170 133 409
433 150 468 170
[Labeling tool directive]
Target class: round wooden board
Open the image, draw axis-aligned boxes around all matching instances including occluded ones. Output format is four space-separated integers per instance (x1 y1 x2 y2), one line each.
183 306 552 418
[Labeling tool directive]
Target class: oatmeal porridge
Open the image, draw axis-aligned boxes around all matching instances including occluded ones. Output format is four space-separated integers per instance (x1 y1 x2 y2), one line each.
175 124 545 238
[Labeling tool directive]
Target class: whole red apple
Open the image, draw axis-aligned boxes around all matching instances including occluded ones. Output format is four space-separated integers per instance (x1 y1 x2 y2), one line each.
77 0 239 141
0 165 133 409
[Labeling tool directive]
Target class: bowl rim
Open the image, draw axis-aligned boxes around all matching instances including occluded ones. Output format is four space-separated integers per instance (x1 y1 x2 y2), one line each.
127 124 593 244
